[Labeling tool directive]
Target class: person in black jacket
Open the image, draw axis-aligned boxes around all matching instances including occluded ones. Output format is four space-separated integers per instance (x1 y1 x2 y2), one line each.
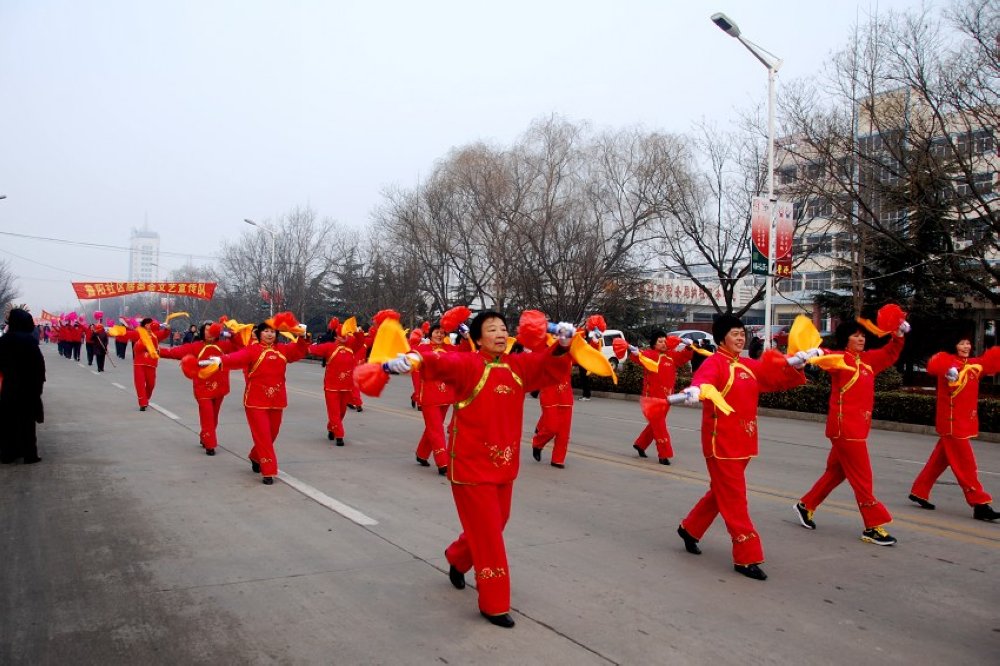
0 308 46 464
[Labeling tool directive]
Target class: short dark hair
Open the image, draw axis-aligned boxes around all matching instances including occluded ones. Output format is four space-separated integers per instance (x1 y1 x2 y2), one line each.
712 314 744 345
255 321 275 339
834 320 867 350
470 310 507 344
649 329 667 345
140 317 154 327
429 322 443 336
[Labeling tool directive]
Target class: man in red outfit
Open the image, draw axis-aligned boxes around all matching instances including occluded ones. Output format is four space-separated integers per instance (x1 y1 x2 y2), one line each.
909 329 1000 521
677 314 807 581
114 318 170 411
629 330 694 465
795 318 907 545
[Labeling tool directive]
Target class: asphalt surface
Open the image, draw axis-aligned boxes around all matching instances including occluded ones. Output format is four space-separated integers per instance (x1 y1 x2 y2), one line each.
2 344 998 665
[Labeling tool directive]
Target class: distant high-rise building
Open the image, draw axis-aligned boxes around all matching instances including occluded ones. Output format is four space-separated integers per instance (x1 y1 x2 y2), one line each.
129 226 160 282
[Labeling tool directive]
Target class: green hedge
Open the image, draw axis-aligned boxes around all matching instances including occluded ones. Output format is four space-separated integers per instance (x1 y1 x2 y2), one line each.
575 360 999 433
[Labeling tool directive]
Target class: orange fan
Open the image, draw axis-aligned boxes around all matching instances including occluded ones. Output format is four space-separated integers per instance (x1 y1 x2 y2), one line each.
441 306 472 333
354 362 390 397
372 309 400 326
180 355 200 380
517 310 549 352
612 337 629 360
585 314 607 332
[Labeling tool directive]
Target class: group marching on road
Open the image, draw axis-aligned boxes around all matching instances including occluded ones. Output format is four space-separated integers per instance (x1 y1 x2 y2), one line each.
9 300 999 629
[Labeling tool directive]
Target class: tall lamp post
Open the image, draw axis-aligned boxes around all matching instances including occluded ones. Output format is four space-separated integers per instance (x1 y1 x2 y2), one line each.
711 12 784 348
244 218 277 317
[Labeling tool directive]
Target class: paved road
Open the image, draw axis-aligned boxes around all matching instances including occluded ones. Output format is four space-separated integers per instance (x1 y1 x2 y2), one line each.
2 345 998 665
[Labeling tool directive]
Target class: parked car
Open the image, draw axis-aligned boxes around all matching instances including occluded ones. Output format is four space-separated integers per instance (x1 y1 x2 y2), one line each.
666 329 717 353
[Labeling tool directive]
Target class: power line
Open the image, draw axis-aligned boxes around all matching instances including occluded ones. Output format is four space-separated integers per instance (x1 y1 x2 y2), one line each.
0 230 219 261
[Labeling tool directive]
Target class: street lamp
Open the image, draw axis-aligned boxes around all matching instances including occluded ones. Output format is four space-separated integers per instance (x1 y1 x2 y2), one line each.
711 12 784 348
245 218 277 317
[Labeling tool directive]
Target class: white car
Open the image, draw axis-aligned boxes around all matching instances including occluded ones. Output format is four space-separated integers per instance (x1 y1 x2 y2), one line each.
666 329 716 353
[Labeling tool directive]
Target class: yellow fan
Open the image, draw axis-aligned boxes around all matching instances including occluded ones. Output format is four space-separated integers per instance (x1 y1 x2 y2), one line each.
136 327 159 360
691 345 712 357
165 312 191 323
637 354 660 373
340 316 358 336
808 354 853 372
856 317 890 338
698 384 734 415
107 324 126 337
950 363 983 388
788 315 822 356
369 318 410 364
224 319 256 346
505 336 518 354
569 334 617 384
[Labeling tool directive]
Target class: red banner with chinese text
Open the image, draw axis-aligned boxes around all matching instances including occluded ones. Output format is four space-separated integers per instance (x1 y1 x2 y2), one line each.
39 309 60 322
72 282 217 300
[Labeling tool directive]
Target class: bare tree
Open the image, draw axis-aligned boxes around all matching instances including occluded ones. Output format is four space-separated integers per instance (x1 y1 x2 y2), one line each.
0 259 19 312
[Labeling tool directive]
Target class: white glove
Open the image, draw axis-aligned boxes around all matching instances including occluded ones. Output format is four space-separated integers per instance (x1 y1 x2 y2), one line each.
220 330 232 339
945 367 959 382
588 329 602 342
628 344 639 355
674 340 690 351
554 322 576 347
682 385 701 406
787 351 808 368
457 323 470 339
382 353 412 375
898 320 911 335
198 355 222 367
803 347 822 359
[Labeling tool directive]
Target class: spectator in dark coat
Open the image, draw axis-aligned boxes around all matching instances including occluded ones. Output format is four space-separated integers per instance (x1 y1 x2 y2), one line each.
0 308 46 464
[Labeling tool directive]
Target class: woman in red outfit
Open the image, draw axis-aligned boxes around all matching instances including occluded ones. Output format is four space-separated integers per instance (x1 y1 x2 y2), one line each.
114 318 170 411
530 345 574 468
629 330 694 465
676 314 806 581
384 311 574 627
413 322 459 474
160 322 238 455
215 321 310 485
308 319 361 446
795 318 907 545
909 331 1000 521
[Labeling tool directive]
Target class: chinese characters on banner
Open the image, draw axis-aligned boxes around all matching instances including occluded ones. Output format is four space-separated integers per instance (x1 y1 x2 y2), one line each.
750 197 794 278
72 282 217 300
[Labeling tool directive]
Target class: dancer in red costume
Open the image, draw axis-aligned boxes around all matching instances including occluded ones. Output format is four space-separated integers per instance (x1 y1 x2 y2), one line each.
211 316 310 485
160 322 239 455
382 311 574 627
308 317 362 446
795 310 909 545
629 330 694 465
909 328 1000 521
530 333 575 468
113 318 170 411
676 314 808 581
413 322 460 474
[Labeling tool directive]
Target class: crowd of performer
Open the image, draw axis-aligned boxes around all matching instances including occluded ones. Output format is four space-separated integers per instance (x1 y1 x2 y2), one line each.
8 301 999 629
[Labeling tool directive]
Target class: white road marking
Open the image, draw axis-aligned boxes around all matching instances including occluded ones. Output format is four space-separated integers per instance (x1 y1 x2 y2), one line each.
149 402 180 420
111 382 127 390
276 471 379 526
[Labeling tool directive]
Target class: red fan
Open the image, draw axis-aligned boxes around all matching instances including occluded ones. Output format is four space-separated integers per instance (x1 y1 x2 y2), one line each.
612 337 629 360
585 314 607 333
408 327 425 348
328 317 341 332
206 323 222 339
876 304 907 332
270 311 300 331
761 348 788 372
666 335 682 350
441 306 472 333
180 354 200 380
421 321 430 334
354 363 390 397
517 310 549 351
372 309 400 326
640 397 668 422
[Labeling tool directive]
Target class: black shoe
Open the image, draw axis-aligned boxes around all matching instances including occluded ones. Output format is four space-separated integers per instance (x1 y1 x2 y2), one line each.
734 564 767 580
22 456 42 465
861 526 897 546
658 458 671 466
251 460 261 474
908 494 935 510
677 525 701 555
355 405 363 413
205 448 216 456
416 455 430 467
411 399 416 409
328 431 335 441
633 444 648 458
438 466 448 476
973 504 1000 521
417 406 422 411
262 476 274 485
335 438 345 447
794 502 816 529
532 447 542 462
551 462 564 469
448 565 466 589
347 403 357 411
139 406 147 412
480 611 515 628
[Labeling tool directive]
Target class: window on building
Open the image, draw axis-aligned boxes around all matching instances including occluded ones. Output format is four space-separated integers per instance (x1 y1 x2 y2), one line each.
779 166 797 184
803 272 832 291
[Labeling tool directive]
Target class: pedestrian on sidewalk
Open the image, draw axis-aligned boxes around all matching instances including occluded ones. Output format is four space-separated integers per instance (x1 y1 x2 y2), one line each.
0 307 46 464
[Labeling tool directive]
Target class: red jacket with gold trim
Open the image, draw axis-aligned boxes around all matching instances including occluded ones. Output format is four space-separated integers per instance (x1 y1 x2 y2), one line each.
821 334 903 440
926 347 1000 439
160 339 238 399
308 340 357 392
220 338 309 408
418 346 572 485
415 342 460 407
690 348 806 459
118 327 170 367
631 346 694 399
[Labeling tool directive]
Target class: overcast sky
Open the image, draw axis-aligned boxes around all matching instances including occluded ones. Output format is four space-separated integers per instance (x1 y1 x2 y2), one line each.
1 0 930 312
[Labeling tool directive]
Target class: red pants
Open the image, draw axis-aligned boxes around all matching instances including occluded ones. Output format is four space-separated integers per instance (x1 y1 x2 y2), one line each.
324 390 350 438
246 408 283 477
635 405 673 459
445 482 514 616
350 380 363 408
197 397 224 449
800 438 892 528
532 405 572 465
410 373 421 407
416 403 449 468
911 436 992 506
681 457 763 565
133 365 157 407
